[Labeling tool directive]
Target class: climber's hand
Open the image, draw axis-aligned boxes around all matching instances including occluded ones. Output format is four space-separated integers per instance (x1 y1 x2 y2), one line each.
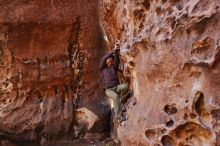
113 46 120 52
113 44 120 52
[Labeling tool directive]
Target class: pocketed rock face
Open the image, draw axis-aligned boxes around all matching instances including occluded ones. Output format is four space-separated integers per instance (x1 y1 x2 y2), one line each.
101 0 220 145
0 0 109 145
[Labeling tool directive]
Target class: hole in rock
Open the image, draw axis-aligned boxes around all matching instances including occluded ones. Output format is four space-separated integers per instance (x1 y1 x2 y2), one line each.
164 104 178 115
166 119 174 127
171 122 211 145
145 129 156 140
161 135 175 146
193 91 208 118
128 61 136 69
186 17 210 35
189 113 197 119
39 98 43 103
211 109 220 120
142 0 150 10
126 44 131 50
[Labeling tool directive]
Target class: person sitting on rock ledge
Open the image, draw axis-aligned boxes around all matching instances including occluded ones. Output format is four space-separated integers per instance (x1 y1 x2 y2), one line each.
99 46 129 123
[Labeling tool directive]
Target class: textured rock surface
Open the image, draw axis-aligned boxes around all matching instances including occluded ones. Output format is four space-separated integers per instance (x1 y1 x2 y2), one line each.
1 0 220 145
0 0 110 145
101 0 220 145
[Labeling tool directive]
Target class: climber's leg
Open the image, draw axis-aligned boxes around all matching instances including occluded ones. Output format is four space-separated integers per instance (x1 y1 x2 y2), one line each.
116 83 129 102
105 87 122 118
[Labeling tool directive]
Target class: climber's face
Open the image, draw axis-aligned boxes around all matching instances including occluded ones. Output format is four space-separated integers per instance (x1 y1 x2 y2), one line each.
106 57 113 67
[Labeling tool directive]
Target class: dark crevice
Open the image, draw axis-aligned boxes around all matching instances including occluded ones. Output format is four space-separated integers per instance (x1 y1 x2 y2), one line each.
189 113 197 119
161 135 175 146
164 104 178 115
166 119 174 127
145 129 156 140
193 91 208 118
61 88 66 110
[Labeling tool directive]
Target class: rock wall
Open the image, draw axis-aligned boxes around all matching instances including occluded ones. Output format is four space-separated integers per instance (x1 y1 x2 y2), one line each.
101 0 220 145
0 0 110 145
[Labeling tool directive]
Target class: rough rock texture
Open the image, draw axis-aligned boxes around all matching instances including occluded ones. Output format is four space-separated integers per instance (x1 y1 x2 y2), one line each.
0 0 110 145
101 0 220 145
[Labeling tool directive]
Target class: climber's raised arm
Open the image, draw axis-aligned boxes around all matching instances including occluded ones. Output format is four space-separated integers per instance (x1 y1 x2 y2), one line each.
113 49 120 70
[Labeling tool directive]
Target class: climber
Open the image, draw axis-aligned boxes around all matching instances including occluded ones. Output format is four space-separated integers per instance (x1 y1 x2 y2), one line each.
99 47 129 123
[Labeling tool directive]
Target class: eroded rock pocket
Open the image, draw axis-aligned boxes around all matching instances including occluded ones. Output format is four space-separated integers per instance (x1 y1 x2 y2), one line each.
145 129 156 140
192 91 209 119
164 104 178 115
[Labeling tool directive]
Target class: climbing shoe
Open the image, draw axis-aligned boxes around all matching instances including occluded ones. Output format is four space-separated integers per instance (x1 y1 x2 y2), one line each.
121 91 133 103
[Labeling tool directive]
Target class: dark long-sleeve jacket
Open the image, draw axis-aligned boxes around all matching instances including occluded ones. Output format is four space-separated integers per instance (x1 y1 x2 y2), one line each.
99 51 120 89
